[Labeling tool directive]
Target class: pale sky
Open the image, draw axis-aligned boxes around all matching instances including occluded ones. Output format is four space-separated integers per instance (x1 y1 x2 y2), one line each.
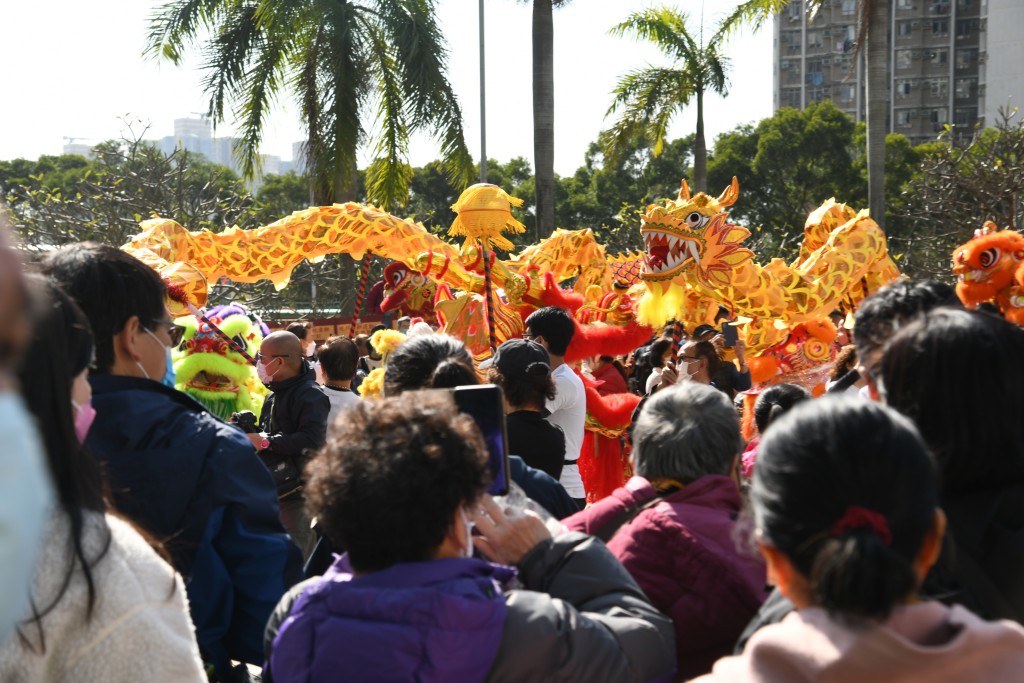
0 1 773 176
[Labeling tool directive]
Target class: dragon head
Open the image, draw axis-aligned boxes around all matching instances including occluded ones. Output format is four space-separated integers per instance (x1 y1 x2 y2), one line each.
172 303 270 420
952 222 1024 307
380 261 437 322
640 176 753 289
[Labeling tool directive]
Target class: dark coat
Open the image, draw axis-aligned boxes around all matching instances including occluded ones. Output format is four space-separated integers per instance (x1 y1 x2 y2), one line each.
507 409 565 479
259 362 330 470
87 375 302 676
566 475 768 680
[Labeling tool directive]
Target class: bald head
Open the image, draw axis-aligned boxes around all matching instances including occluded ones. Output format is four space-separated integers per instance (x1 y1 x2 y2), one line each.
260 330 304 380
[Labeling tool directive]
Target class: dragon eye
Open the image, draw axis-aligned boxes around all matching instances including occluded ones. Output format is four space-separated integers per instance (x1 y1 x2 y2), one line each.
979 248 999 269
410 274 426 287
232 335 247 352
685 212 708 229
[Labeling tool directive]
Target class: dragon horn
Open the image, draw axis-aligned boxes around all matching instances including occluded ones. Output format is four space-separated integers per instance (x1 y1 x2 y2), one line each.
716 177 740 208
678 179 691 202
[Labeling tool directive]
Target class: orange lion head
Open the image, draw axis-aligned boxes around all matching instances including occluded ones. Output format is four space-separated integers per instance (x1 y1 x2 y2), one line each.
952 222 1024 307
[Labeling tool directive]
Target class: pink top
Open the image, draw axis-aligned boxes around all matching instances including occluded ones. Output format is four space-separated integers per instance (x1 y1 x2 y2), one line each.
695 601 1024 682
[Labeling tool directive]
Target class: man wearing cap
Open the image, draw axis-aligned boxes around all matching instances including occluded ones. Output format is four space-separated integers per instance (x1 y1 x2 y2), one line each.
523 307 587 509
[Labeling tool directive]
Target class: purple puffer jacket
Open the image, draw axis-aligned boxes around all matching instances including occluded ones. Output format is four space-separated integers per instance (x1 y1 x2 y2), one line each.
269 555 515 683
565 475 768 680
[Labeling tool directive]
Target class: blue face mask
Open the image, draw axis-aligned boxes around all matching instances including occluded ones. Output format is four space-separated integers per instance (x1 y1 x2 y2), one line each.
143 328 177 390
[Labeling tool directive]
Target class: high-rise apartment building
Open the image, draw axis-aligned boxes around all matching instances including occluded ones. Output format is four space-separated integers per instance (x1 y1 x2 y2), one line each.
774 0 1024 145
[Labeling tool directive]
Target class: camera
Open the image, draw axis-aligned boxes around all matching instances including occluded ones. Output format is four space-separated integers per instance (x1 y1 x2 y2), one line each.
231 410 259 434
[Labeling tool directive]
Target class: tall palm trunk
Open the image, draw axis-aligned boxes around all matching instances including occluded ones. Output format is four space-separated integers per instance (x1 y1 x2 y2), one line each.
865 0 888 231
532 0 555 241
693 86 707 192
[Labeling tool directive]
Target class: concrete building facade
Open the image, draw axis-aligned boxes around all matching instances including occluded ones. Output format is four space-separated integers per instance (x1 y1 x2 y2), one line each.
774 0 1024 144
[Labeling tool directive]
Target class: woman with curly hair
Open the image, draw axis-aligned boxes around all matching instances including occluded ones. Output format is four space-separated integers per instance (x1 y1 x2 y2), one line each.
263 393 675 683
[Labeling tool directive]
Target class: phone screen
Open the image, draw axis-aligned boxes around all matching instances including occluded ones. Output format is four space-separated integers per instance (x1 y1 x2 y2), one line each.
449 384 510 495
721 322 738 348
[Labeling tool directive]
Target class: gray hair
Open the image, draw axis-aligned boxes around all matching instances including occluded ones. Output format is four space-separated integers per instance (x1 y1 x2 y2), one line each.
633 382 742 482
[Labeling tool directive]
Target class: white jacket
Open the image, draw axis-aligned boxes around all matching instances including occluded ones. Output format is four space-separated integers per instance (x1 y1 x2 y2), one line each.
0 509 206 682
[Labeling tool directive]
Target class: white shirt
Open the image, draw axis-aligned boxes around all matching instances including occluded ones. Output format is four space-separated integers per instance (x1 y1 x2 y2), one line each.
546 363 586 499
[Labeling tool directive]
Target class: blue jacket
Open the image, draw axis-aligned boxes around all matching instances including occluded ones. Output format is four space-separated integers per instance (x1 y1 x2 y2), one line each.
87 375 303 677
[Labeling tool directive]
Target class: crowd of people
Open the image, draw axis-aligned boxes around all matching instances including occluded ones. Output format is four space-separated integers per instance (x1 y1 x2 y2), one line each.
2 222 1024 683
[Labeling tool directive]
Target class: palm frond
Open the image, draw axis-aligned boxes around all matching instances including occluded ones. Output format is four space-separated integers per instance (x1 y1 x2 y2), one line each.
199 3 262 121
604 67 692 164
234 31 291 180
609 6 694 61
361 17 410 210
145 0 231 63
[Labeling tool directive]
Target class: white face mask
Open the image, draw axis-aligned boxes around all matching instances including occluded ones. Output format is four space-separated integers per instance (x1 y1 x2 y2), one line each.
459 508 474 559
256 360 276 384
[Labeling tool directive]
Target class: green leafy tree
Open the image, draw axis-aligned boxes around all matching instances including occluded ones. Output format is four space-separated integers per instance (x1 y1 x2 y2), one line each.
896 109 1024 279
603 6 729 193
147 0 473 210
706 101 927 262
4 135 254 249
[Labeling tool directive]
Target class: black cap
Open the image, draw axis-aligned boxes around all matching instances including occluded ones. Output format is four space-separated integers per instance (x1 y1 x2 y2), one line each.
484 338 551 377
693 324 717 339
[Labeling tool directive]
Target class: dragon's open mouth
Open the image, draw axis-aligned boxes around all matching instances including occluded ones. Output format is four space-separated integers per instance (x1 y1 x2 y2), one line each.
956 269 986 283
187 370 240 393
643 230 701 275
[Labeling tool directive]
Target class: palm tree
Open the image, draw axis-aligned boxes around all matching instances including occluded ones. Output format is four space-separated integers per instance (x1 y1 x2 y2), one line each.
603 7 729 193
521 0 573 241
721 0 888 230
146 0 474 209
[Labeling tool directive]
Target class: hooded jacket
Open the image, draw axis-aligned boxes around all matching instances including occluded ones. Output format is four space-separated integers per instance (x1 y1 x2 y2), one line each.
265 532 676 683
87 374 302 677
565 475 768 680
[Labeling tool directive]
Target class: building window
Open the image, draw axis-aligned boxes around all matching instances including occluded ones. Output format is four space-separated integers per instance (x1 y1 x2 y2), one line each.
896 80 914 97
896 50 913 69
932 20 949 36
955 77 978 98
930 78 949 97
956 19 979 39
929 108 949 124
896 0 914 8
896 110 913 127
956 0 974 9
954 107 978 125
956 48 979 69
842 0 857 15
838 85 856 102
931 49 949 64
807 30 822 48
897 21 914 37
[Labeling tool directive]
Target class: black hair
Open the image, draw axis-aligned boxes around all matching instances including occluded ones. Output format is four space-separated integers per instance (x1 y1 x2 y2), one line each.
753 383 811 434
524 306 575 357
753 397 938 620
305 393 489 573
384 334 478 396
39 242 166 374
881 308 1024 496
685 340 721 378
487 365 556 409
318 336 359 382
852 279 961 374
649 337 674 369
286 321 310 341
16 276 110 646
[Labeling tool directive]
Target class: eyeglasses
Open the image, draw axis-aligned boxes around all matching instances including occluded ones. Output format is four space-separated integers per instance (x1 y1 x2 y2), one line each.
254 352 290 363
149 320 185 346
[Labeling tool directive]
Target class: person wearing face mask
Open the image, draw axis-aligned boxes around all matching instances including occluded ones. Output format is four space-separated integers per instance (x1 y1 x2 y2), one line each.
0 224 53 644
1 276 206 681
253 330 330 560
41 243 302 681
261 392 676 683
